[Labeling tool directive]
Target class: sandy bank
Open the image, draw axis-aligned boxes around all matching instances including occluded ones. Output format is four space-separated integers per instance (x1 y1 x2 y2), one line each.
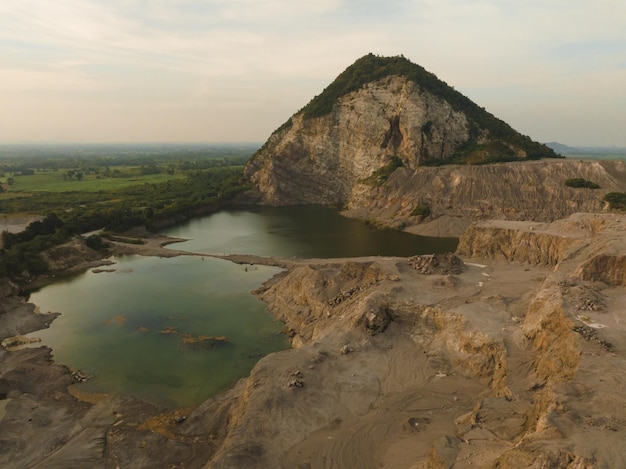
195 214 626 468
2 213 626 468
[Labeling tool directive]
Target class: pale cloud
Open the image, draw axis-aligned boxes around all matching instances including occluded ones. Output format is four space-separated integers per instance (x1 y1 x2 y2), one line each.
209 0 342 22
0 1 139 54
0 0 625 145
0 67 98 92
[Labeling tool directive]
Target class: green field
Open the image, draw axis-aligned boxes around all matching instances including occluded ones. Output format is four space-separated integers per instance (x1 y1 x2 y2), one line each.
0 142 258 196
1 169 184 194
0 143 257 279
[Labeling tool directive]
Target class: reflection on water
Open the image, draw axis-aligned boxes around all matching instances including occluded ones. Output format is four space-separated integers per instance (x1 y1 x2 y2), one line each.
28 256 286 408
161 205 458 257
29 206 458 408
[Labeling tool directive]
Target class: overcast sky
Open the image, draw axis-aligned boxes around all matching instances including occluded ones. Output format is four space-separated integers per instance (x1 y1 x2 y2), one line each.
1 0 625 146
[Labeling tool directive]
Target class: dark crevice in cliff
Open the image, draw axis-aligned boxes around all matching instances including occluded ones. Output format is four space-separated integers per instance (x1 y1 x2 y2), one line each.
381 115 403 149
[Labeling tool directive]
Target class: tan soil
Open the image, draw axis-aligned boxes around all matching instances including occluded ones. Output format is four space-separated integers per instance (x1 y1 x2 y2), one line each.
1 213 626 468
0 214 43 235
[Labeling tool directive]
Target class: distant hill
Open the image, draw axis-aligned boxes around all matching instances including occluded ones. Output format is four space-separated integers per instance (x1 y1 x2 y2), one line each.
546 142 626 159
545 142 577 155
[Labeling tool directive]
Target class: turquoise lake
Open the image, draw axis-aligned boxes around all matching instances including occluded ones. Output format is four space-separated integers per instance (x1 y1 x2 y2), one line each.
28 206 458 408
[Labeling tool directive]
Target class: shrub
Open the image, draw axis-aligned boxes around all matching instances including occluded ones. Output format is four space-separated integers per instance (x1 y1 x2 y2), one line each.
85 234 108 250
565 178 600 189
604 192 626 210
361 156 403 186
411 205 431 219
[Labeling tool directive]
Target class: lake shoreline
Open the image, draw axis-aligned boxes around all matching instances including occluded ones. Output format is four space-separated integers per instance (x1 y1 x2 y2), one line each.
0 232 245 466
3 213 626 467
0 231 391 466
1 226 446 465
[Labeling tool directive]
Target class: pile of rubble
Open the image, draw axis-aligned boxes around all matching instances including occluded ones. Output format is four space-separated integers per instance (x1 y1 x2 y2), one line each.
407 253 465 275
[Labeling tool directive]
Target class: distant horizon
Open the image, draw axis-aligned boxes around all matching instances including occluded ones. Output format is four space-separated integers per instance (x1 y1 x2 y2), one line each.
0 141 263 146
2 141 626 151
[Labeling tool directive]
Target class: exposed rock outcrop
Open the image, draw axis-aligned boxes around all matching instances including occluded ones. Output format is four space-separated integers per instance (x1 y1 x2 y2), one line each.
3 213 626 468
577 254 626 286
244 55 626 235
407 252 465 274
192 213 626 468
244 55 557 204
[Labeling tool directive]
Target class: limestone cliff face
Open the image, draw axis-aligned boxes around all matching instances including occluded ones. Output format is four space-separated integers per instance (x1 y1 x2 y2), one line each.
244 55 626 232
245 74 471 205
249 129 626 232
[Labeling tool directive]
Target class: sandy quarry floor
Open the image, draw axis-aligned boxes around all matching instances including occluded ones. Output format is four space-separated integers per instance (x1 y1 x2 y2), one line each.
1 213 626 468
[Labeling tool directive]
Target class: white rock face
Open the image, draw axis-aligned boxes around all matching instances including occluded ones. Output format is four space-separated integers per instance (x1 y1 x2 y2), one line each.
245 75 470 205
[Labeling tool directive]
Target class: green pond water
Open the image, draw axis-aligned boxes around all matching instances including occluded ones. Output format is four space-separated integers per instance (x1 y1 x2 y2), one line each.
28 206 458 408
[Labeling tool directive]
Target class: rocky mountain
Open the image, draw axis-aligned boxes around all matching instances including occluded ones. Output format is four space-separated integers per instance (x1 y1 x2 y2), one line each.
244 55 626 234
546 142 626 159
243 54 557 200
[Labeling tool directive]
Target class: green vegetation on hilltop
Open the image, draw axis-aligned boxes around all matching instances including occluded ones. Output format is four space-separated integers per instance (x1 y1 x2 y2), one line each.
302 54 459 120
299 54 559 164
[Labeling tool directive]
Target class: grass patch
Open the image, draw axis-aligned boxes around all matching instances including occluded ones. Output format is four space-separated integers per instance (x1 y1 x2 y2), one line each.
361 156 403 186
2 170 184 193
410 205 431 219
604 192 626 210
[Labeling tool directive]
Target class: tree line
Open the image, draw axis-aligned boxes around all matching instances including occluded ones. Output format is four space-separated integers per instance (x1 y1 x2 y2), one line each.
0 166 249 279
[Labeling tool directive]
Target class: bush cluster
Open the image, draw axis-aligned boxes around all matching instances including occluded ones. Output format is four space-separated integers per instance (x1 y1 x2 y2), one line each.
0 167 249 279
361 156 404 186
410 205 431 219
564 178 600 189
604 192 626 210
